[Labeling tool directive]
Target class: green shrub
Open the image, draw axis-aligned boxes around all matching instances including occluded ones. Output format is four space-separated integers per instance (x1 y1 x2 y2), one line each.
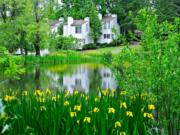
82 43 98 50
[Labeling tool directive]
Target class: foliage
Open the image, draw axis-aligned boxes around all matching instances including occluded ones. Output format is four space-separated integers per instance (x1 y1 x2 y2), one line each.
49 35 75 50
82 42 123 51
107 0 149 35
102 52 113 65
82 43 98 50
113 9 180 134
51 35 76 50
0 0 49 56
0 47 25 80
154 0 180 22
1 89 156 134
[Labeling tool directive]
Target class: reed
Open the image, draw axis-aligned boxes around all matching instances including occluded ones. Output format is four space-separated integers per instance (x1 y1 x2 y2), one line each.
23 51 102 65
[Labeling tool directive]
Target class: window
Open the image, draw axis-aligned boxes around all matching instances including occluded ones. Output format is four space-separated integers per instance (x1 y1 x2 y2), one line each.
104 21 111 29
75 79 81 87
104 34 111 39
104 72 110 77
75 26 81 33
86 24 88 32
107 21 110 29
104 22 107 29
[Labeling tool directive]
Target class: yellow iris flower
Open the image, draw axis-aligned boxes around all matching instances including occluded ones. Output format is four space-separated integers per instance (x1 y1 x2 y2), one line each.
144 113 153 119
4 95 15 102
40 106 46 111
126 111 133 117
70 112 77 118
64 101 70 106
148 104 155 110
120 102 127 109
74 105 81 111
93 107 100 113
83 117 91 123
108 108 115 114
115 121 121 128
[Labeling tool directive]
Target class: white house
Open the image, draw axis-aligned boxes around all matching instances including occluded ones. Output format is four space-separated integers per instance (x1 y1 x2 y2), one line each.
61 14 120 47
98 14 120 44
63 17 93 49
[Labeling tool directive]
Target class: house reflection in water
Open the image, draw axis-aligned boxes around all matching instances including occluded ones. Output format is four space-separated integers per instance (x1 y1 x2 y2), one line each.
46 71 62 89
63 66 116 93
63 66 90 94
100 68 117 90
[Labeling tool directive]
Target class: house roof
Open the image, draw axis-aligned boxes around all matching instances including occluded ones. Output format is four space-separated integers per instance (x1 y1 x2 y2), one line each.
103 16 115 21
71 20 87 26
50 20 61 27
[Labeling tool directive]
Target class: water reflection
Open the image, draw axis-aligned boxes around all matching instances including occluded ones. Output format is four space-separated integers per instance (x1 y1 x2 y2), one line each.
0 64 117 93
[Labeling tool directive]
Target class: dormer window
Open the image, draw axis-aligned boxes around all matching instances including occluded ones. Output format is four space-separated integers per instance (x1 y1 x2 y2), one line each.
75 26 81 33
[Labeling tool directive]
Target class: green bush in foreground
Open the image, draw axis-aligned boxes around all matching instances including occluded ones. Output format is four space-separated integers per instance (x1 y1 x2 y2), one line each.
1 89 156 135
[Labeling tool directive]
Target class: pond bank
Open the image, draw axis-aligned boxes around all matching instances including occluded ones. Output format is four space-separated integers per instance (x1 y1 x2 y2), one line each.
22 51 103 65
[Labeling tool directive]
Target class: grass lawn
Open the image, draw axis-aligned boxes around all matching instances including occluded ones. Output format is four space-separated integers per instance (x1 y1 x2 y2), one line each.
82 45 140 55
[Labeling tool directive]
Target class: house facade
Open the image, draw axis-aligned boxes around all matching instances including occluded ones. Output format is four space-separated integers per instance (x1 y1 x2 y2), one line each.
98 14 120 44
63 17 93 49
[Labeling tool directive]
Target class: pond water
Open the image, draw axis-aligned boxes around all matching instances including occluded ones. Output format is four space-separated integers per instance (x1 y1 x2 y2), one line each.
0 63 117 93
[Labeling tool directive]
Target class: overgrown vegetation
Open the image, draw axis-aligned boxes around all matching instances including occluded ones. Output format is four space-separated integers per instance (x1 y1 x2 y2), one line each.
113 9 180 135
0 47 25 80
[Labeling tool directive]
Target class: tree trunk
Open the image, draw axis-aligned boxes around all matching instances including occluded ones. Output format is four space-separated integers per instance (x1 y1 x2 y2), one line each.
34 44 40 56
20 47 24 55
24 48 28 55
34 32 41 56
1 3 7 23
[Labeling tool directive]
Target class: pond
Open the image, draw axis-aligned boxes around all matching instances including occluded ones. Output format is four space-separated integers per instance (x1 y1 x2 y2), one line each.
0 63 117 93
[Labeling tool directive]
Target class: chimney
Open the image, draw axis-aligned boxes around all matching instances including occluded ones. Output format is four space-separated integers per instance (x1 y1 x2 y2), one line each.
84 17 90 23
98 14 102 20
112 14 117 23
67 17 73 25
59 17 64 22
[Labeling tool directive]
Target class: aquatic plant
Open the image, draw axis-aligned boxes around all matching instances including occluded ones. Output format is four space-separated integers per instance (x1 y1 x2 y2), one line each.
23 51 102 65
1 89 156 134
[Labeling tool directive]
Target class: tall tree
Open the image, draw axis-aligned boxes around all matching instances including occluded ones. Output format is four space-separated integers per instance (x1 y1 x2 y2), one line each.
0 0 27 53
154 0 180 22
26 0 49 56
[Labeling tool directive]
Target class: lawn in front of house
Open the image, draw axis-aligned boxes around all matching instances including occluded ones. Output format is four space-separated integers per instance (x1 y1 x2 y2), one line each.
82 45 140 55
